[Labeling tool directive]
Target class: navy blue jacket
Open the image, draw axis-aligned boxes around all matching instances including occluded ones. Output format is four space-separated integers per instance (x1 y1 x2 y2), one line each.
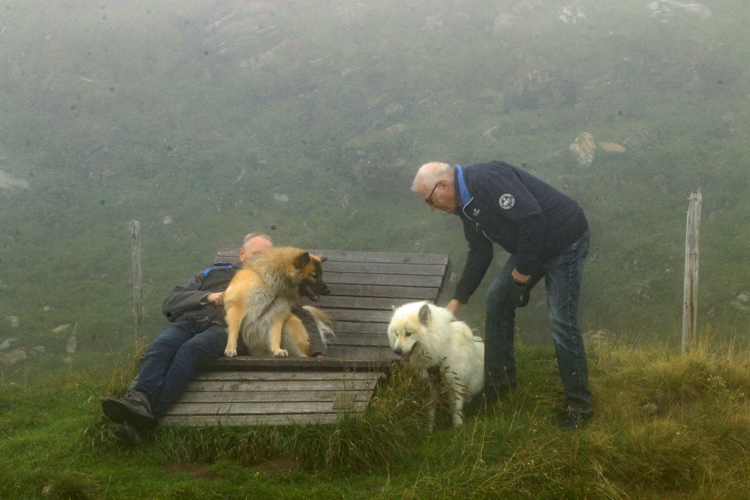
453 161 588 304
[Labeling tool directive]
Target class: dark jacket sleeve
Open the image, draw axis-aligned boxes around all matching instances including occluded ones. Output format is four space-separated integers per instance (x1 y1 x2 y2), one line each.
474 168 546 276
161 272 213 322
453 218 494 304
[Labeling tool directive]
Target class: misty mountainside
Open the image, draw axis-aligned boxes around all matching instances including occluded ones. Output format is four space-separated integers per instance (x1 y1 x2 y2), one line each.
1 0 749 381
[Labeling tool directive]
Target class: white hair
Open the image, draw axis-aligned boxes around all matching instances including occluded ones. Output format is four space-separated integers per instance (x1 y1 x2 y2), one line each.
242 232 272 245
411 162 454 192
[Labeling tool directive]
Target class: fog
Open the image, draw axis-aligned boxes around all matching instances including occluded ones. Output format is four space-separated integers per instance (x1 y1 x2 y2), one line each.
1 0 748 381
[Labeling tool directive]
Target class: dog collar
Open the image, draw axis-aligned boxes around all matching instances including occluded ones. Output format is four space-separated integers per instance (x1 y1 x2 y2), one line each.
258 295 278 319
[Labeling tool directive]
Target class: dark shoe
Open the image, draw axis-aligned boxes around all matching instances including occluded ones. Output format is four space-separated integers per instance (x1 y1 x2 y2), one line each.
102 391 157 430
466 382 520 412
557 409 593 430
113 422 144 447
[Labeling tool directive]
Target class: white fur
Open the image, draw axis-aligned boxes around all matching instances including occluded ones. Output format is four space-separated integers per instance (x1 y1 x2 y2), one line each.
387 301 484 430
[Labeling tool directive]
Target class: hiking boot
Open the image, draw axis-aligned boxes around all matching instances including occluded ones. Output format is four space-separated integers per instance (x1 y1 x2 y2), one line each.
466 382 520 412
101 390 157 430
113 422 144 447
556 409 593 430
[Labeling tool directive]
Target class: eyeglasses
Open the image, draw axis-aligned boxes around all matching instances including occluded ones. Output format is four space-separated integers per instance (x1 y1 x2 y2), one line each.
425 183 439 205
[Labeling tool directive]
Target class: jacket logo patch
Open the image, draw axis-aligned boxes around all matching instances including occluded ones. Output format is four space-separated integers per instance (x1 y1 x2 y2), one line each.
499 194 515 210
473 208 481 217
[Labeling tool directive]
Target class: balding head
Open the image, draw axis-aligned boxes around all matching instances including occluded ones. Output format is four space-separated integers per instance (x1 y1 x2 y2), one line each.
411 162 454 192
412 161 458 214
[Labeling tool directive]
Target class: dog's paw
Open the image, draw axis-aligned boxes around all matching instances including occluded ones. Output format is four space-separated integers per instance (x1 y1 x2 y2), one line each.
224 349 237 358
452 413 465 427
273 349 289 358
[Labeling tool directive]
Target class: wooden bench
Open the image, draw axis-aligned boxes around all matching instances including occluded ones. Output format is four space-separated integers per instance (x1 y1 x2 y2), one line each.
160 248 452 427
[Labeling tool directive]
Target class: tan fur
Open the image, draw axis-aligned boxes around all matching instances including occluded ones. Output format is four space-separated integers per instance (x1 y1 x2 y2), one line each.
223 246 328 358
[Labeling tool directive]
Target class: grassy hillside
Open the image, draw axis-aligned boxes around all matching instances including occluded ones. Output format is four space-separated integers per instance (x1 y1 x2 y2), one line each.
3 340 750 499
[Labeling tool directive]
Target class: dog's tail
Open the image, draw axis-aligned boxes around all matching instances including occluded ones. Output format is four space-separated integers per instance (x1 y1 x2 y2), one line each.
302 305 335 347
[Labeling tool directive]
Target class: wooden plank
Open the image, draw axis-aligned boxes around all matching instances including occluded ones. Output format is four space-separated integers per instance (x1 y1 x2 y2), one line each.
322 272 443 288
166 400 369 416
323 261 447 276
204 356 392 372
161 413 344 426
321 283 440 300
326 345 397 360
191 371 378 382
174 390 372 404
310 295 416 311
325 309 393 323
327 334 389 347
330 321 389 335
184 380 376 392
302 249 448 266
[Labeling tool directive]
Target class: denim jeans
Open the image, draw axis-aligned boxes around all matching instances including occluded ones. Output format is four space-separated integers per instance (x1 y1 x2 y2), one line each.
133 320 227 420
484 229 592 413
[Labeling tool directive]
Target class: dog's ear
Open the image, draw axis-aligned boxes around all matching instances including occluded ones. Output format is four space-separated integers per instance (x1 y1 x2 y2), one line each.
319 256 328 263
293 251 311 269
418 303 431 326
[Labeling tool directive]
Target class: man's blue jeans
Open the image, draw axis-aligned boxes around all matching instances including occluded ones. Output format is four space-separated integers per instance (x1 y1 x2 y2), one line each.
133 320 227 420
484 229 592 413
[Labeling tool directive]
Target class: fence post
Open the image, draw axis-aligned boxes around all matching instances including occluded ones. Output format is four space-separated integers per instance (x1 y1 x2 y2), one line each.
682 189 702 355
129 220 144 350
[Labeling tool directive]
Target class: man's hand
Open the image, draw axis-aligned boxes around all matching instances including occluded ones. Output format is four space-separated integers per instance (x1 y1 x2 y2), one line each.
445 299 464 317
511 269 530 285
206 292 225 305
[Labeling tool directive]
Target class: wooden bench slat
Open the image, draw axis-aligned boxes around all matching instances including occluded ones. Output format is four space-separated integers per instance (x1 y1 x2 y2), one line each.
309 249 449 265
328 321 388 335
184 379 378 393
322 261 448 277
161 414 344 427
167 400 369 415
322 272 444 288
325 309 394 323
310 295 415 311
175 390 373 404
328 334 389 347
192 371 379 382
320 283 440 300
204 356 394 371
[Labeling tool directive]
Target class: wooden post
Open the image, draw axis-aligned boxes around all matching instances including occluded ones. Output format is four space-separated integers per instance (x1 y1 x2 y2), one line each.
129 220 144 350
682 190 702 355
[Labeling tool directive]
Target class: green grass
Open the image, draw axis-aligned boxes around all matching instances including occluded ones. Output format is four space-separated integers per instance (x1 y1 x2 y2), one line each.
3 340 750 499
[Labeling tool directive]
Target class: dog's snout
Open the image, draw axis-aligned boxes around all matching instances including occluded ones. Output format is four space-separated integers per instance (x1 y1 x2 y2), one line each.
393 346 403 355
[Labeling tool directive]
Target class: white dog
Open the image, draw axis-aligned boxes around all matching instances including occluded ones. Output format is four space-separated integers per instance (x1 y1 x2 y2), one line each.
387 301 484 430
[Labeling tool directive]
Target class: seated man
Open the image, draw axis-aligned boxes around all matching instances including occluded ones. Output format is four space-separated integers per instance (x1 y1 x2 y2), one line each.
101 232 327 445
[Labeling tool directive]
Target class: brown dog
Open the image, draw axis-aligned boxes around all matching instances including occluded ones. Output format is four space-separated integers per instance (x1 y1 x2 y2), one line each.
223 247 330 358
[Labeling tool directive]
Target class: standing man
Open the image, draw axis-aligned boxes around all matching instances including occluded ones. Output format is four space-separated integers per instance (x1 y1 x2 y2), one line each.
101 232 327 445
412 161 592 429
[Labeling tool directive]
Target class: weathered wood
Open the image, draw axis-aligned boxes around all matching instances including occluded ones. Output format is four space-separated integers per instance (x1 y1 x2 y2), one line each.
321 283 440 300
205 356 395 372
163 371 381 427
129 220 144 350
682 190 702 355
161 414 343 427
323 272 444 288
175 390 373 404
309 295 412 311
167 401 369 416
192 370 379 382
